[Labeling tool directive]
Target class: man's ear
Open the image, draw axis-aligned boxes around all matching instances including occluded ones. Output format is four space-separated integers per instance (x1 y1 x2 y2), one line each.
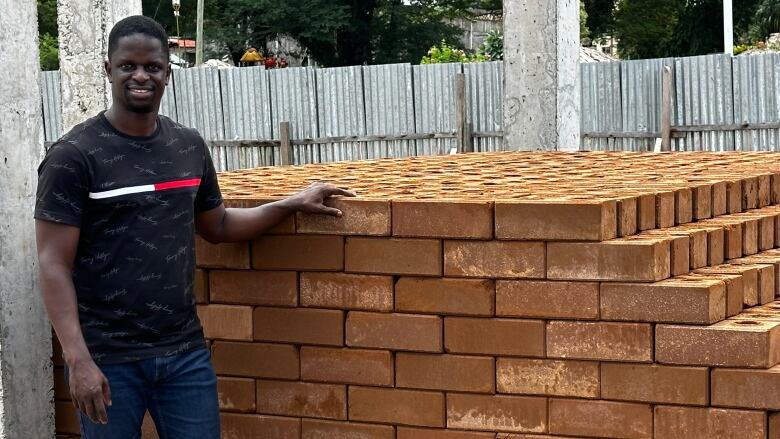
104 59 112 83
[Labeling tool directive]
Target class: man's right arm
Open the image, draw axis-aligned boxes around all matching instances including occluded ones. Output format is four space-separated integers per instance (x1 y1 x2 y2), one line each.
36 220 111 425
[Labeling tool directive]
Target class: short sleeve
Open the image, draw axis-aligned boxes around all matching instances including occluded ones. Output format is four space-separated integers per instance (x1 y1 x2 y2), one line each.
34 143 90 227
195 143 223 213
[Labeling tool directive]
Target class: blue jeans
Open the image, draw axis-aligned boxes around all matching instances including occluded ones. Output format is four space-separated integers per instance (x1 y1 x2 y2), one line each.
68 348 220 439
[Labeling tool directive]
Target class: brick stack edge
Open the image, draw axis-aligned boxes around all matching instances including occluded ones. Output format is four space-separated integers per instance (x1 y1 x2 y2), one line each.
54 152 780 438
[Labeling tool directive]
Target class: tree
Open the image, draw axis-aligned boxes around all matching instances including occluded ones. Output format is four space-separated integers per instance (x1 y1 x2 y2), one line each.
37 0 59 70
750 0 780 40
613 0 678 58
584 0 616 38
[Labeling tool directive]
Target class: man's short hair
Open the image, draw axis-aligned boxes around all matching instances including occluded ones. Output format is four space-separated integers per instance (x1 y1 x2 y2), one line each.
108 15 169 60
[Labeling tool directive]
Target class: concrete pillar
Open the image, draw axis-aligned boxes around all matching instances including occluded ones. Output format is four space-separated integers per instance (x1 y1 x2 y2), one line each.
0 0 54 437
57 0 142 132
503 0 581 151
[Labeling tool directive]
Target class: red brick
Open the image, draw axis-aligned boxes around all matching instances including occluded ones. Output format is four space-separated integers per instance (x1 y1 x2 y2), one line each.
656 320 780 367
444 241 545 279
547 238 670 282
300 346 393 386
447 393 547 433
349 386 445 427
397 427 496 438
217 377 255 412
678 273 743 317
725 262 775 304
297 198 391 235
495 200 616 241
654 406 766 439
194 269 208 304
211 341 299 379
396 277 494 317
617 196 638 237
496 358 599 398
637 193 656 231
706 226 726 265
302 419 394 439
196 237 250 269
221 413 300 439
549 399 652 439
546 321 653 362
693 184 713 219
759 174 772 206
253 307 344 346
727 180 743 214
742 218 760 255
300 272 393 311
252 235 344 271
675 187 693 224
445 317 545 357
712 181 728 216
656 190 675 228
54 367 68 400
600 278 726 324
712 365 780 409
771 412 780 439
256 380 346 419
744 176 760 210
499 281 596 321
197 304 253 340
772 174 780 204
209 270 297 306
696 264 759 306
395 200 493 239
142 412 159 439
601 363 708 405
346 312 442 352
55 401 79 435
396 353 494 393
346 237 442 276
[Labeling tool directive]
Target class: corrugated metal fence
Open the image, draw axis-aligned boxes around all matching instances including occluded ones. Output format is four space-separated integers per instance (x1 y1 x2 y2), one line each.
40 53 780 170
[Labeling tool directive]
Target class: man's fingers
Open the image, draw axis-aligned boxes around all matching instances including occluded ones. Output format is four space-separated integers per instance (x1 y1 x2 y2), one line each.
317 206 342 217
102 378 112 407
81 397 99 424
93 395 109 424
328 187 356 197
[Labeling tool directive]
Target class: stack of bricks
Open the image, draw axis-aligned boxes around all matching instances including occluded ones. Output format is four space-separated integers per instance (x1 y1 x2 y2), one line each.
55 152 780 438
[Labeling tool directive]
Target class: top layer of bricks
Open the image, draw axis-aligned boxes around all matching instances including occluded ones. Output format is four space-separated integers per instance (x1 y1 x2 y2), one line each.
218 151 780 241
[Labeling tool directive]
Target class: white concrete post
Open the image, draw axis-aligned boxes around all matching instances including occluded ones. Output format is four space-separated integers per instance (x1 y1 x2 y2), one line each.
0 0 54 437
57 0 143 132
503 0 581 151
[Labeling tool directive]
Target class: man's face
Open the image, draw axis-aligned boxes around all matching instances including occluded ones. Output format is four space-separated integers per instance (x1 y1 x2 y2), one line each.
105 34 171 114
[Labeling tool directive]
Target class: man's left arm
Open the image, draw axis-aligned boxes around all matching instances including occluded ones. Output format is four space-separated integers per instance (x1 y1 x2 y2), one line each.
195 182 355 243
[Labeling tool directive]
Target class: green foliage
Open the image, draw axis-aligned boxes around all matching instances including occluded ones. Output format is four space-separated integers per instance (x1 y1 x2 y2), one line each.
481 30 503 60
583 0 615 39
750 0 780 40
421 40 487 63
580 1 590 40
613 0 678 59
39 33 59 71
37 0 59 70
144 0 480 66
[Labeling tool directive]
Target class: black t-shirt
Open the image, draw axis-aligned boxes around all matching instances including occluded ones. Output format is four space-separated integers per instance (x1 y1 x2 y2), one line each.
35 112 223 364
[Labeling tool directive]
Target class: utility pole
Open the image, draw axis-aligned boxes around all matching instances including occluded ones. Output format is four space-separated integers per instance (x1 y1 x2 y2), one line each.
196 0 204 65
724 0 734 55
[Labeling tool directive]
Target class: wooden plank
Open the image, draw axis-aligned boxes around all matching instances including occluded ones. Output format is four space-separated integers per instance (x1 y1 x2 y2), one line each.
454 73 466 153
279 121 293 166
661 66 672 151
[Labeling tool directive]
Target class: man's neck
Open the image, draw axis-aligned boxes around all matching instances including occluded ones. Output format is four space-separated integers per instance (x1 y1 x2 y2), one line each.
104 107 158 137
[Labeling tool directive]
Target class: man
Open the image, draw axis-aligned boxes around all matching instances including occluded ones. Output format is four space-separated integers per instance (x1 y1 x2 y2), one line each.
35 15 352 438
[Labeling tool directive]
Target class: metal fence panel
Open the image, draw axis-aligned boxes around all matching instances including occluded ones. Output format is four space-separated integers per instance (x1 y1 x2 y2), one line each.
268 67 319 164
465 61 504 152
219 67 274 169
733 53 780 151
40 70 62 142
363 63 416 158
580 61 622 150
673 54 735 151
620 57 674 151
413 63 462 155
316 66 368 162
172 68 225 141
